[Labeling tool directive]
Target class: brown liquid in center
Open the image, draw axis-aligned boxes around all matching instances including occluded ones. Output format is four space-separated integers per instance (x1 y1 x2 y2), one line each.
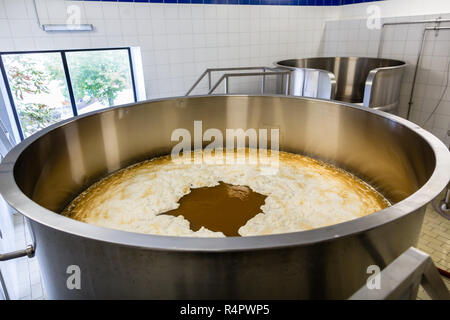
163 182 267 236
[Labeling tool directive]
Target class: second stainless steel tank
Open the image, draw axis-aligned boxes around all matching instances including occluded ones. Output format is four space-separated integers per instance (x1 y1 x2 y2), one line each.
275 57 406 113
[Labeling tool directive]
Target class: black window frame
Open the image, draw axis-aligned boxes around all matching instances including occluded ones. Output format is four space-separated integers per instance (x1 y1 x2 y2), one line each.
0 47 138 140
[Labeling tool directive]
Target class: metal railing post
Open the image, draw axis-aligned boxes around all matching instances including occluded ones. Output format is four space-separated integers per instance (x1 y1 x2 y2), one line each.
207 71 211 91
224 76 229 94
285 73 290 95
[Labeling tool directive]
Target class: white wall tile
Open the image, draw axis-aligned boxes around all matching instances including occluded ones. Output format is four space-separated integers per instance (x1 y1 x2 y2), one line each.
106 35 124 47
320 10 450 143
83 2 104 20
90 19 105 36
101 2 119 20
336 0 450 20
47 0 69 20
8 19 33 37
103 19 122 36
0 0 7 19
118 3 135 20
31 36 53 50
4 0 29 20
1 0 447 143
149 4 164 19
0 37 14 51
13 37 36 51
163 6 178 20
136 19 152 35
134 3 150 20
120 19 138 36
0 19 12 37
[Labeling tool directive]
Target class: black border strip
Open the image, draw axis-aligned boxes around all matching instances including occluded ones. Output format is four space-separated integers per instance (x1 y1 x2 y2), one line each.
127 47 138 102
61 52 78 117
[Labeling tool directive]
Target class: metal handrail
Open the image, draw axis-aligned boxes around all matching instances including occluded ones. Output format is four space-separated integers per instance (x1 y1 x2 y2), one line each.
185 66 288 96
406 26 450 119
208 71 290 95
349 247 450 300
377 17 450 58
0 245 35 262
377 18 450 118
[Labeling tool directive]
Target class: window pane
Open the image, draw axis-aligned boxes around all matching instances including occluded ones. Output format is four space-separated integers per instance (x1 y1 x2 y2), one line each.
66 49 135 115
2 53 73 138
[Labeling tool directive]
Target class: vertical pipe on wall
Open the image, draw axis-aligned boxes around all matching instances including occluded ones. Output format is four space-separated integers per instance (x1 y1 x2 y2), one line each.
406 27 450 120
208 72 211 91
377 18 450 58
406 28 427 120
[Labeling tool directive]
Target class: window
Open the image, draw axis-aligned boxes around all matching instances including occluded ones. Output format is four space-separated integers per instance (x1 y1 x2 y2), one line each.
0 48 137 139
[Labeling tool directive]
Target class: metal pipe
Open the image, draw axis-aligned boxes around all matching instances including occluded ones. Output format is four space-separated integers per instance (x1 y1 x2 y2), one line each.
32 0 43 30
208 74 226 94
224 76 229 94
206 67 267 72
382 18 450 26
406 28 427 120
261 70 266 94
377 17 450 58
207 71 290 95
186 69 209 96
427 26 450 31
207 71 211 91
0 269 10 300
218 72 290 77
285 73 290 95
0 245 34 262
445 187 450 207
186 67 273 96
406 26 450 120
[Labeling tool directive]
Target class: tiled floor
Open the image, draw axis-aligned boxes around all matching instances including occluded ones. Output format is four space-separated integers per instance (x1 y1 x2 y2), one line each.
417 277 450 300
7 202 449 300
416 200 450 300
417 203 450 273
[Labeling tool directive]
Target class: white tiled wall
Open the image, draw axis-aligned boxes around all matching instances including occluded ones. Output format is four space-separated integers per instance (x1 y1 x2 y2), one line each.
326 0 450 145
1 1 448 144
336 0 450 20
0 0 338 98
1 0 449 300
320 12 450 145
9 214 45 300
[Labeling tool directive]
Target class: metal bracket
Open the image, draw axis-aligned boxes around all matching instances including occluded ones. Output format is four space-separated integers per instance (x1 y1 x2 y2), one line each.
432 183 450 220
350 247 450 300
435 17 442 37
0 212 35 262
439 188 450 216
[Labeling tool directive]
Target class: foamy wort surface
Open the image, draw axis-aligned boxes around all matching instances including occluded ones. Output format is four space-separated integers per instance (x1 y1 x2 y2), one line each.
62 149 390 237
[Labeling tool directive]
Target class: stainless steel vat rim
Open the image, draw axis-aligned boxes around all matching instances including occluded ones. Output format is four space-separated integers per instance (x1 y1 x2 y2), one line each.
274 56 407 70
0 95 449 252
